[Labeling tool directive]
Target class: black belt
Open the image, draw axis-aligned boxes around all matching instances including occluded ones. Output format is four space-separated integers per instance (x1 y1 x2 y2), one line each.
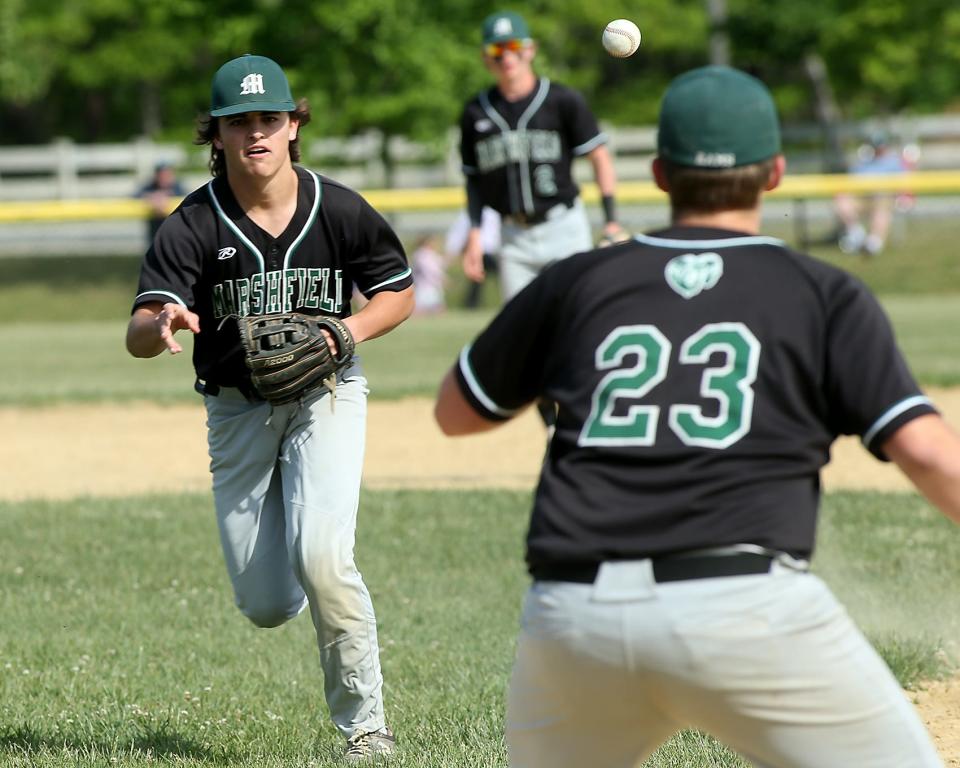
504 199 575 226
531 551 776 584
194 378 264 402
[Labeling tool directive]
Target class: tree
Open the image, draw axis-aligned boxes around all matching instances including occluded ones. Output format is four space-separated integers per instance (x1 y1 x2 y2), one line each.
1 0 957 149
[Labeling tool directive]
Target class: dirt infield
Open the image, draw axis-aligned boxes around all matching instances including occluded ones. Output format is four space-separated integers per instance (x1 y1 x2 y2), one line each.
10 389 960 501
5 390 960 760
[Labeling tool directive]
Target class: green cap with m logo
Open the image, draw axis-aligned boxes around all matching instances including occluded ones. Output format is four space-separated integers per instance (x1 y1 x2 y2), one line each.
210 54 295 117
482 11 531 44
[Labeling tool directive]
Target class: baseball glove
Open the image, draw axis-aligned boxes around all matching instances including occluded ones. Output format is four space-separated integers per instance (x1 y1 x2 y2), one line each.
596 227 633 248
238 312 355 406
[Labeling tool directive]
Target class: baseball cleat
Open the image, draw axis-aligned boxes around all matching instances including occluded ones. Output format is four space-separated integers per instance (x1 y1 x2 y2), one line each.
343 726 396 763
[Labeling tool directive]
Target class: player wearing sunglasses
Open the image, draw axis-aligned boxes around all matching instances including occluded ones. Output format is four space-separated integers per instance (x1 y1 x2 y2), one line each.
483 37 533 59
457 10 627 432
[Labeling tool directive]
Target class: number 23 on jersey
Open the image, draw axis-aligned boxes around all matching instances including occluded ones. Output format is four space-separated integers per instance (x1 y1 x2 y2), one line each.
579 322 760 449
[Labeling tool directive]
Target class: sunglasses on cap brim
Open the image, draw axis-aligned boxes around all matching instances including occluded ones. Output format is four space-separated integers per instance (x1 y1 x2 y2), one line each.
484 39 532 58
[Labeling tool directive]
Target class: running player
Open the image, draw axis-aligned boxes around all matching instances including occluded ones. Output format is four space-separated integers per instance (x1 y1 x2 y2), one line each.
435 65 960 768
125 54 413 763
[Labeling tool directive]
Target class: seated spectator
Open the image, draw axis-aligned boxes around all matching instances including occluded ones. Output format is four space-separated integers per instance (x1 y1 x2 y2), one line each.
834 132 909 257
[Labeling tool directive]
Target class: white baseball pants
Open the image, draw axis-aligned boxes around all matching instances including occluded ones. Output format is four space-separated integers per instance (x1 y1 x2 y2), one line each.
507 559 941 768
203 377 386 739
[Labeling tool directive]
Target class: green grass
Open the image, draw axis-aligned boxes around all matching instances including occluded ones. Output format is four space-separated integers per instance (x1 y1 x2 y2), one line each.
0 257 143 324
0 489 955 766
5 294 960 405
811 491 960 687
0 312 493 405
802 214 960 295
3 226 960 404
0 210 957 327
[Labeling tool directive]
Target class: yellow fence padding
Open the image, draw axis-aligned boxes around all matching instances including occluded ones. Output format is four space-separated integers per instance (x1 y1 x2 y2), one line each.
1 171 959 223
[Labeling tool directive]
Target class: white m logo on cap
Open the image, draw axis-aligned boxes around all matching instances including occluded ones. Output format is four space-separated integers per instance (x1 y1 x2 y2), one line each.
493 18 514 36
240 73 265 95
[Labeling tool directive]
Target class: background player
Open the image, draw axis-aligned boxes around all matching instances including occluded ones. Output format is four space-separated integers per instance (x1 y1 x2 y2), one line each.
125 54 413 762
435 65 960 767
458 10 628 428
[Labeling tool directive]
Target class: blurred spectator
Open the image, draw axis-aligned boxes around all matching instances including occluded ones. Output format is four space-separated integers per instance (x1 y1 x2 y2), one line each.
412 234 449 315
136 162 185 244
834 132 910 257
445 207 501 308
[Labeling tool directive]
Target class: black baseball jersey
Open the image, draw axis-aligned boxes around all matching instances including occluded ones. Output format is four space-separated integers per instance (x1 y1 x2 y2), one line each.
132 166 412 387
459 79 606 219
455 226 936 567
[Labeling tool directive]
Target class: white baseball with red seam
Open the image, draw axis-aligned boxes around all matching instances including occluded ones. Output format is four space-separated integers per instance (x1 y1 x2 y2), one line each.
602 19 641 58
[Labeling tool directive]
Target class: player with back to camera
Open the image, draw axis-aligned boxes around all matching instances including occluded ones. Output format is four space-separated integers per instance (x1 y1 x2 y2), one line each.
125 54 413 763
435 65 960 768
458 10 628 429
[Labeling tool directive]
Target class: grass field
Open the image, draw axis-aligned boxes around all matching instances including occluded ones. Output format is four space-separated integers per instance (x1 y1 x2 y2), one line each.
3 232 960 765
1 490 956 767
4 247 960 404
3 294 960 404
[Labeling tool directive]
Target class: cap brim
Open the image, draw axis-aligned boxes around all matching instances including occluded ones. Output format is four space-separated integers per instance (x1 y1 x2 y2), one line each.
210 101 295 117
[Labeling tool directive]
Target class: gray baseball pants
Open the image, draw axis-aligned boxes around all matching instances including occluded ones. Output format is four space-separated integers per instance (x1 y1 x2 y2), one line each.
507 558 941 768
203 377 385 739
499 198 593 301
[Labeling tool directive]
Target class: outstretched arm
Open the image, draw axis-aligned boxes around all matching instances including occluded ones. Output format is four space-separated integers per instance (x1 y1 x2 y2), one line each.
126 301 200 357
883 413 960 524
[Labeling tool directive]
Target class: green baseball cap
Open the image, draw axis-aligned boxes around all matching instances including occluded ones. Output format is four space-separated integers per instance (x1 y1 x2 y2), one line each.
657 66 781 169
210 54 295 117
482 11 531 44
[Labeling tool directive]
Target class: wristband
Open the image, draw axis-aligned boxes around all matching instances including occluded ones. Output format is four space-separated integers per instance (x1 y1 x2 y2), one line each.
601 195 617 224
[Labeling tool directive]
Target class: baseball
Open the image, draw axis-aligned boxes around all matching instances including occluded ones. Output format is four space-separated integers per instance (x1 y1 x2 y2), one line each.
602 19 642 58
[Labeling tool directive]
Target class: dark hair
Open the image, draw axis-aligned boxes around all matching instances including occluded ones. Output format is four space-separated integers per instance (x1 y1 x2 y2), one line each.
660 158 776 215
194 98 312 178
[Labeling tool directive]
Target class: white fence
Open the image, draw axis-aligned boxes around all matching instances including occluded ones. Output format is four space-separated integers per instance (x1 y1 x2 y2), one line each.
1 117 960 201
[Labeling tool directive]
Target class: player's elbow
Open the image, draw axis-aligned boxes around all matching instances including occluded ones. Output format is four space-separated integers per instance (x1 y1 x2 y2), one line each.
433 399 463 436
434 395 502 437
434 368 506 436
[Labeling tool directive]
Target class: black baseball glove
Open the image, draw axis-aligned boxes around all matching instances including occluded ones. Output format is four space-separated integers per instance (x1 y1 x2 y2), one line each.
238 312 355 405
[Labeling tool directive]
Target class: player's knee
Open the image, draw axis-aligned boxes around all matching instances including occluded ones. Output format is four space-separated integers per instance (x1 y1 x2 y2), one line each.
236 594 304 629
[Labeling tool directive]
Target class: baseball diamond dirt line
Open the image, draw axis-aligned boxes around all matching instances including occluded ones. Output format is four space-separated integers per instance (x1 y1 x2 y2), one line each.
9 390 960 502
5 391 960 763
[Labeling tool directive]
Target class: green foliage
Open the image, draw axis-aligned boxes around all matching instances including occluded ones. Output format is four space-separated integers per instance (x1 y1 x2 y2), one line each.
0 488 954 766
728 0 960 117
5 0 958 143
